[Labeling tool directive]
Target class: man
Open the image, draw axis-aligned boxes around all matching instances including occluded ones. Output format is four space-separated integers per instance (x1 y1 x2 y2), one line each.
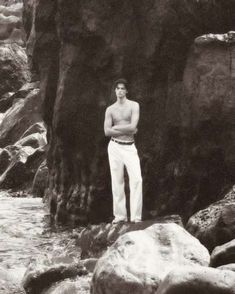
104 78 143 224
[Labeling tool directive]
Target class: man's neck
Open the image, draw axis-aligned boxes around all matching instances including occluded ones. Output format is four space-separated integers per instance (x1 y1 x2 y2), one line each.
116 96 127 105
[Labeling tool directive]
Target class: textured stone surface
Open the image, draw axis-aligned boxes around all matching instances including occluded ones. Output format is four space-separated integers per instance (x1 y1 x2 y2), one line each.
0 1 25 45
211 239 235 267
156 266 235 294
22 259 87 294
186 189 235 252
32 159 48 197
0 148 11 173
23 0 235 224
78 215 182 258
43 275 92 294
91 223 210 294
0 43 30 98
0 87 42 147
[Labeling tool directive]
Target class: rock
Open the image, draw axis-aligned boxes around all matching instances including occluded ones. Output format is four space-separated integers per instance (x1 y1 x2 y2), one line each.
0 146 45 189
0 43 29 97
32 160 48 197
210 239 235 267
0 92 14 113
186 189 235 252
15 132 47 149
0 2 25 45
22 258 88 294
0 82 40 113
23 0 235 224
79 215 182 258
0 148 11 173
43 274 92 294
156 266 235 294
218 264 235 273
81 258 98 273
91 223 210 294
20 121 46 139
0 87 42 147
195 31 235 45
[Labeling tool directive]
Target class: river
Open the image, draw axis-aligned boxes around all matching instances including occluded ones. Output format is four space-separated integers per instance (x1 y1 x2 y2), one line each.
0 190 91 293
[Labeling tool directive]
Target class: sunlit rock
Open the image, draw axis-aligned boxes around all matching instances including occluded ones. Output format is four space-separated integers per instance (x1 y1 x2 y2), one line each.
79 215 182 258
156 266 235 294
92 223 210 294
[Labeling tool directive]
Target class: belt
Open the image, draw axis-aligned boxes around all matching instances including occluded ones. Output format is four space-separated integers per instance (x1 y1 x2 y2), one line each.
111 138 134 145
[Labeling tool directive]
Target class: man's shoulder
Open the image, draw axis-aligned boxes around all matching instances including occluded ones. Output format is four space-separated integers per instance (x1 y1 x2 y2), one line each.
106 103 116 112
129 100 139 109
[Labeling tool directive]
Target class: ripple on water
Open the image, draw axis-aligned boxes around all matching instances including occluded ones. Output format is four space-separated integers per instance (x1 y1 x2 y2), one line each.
0 190 82 287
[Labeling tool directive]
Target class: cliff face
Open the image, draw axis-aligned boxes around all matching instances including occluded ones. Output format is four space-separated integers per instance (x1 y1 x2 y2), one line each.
23 0 235 224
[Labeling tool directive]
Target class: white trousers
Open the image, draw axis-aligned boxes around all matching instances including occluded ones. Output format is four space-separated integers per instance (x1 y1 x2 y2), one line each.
108 140 143 222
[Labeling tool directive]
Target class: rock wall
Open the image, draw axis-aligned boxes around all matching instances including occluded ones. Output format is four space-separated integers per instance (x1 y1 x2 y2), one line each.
23 0 235 224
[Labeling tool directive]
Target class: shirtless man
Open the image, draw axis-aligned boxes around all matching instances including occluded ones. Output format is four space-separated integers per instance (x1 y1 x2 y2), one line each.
104 79 142 224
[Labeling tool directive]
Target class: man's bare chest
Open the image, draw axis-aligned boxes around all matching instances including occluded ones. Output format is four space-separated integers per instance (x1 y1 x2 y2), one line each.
111 106 132 123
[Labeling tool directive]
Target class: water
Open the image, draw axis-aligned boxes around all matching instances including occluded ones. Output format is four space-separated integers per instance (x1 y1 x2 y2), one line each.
0 190 91 293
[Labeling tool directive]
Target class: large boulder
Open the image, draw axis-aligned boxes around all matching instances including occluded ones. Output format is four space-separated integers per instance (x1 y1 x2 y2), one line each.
186 188 235 252
22 256 87 294
78 215 182 258
91 223 210 294
23 0 235 224
156 266 235 294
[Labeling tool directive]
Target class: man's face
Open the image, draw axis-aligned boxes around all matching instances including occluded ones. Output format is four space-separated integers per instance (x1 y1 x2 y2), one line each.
115 83 127 98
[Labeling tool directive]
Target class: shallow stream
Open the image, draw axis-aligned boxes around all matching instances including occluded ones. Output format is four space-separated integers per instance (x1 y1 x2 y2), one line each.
0 190 90 293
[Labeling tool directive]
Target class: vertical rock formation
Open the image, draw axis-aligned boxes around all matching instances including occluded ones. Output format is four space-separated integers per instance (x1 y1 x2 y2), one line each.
23 0 235 224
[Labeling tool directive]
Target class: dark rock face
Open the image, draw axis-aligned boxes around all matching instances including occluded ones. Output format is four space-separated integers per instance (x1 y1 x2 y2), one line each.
23 0 235 224
186 189 235 252
0 84 47 191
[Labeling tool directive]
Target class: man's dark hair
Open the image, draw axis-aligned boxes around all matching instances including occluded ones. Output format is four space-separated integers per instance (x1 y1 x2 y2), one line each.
113 78 128 90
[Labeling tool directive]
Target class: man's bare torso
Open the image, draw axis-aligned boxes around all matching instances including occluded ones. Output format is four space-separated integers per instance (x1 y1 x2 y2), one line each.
110 99 135 141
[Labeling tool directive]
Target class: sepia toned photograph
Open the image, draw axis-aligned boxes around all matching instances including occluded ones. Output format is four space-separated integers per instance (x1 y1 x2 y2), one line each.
0 0 235 293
